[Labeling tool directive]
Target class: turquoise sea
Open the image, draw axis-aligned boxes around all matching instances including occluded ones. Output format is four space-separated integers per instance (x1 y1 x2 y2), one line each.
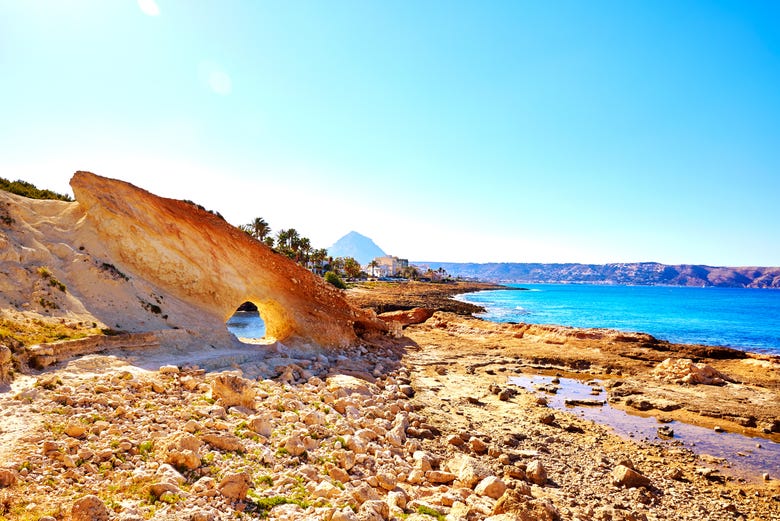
456 284 780 355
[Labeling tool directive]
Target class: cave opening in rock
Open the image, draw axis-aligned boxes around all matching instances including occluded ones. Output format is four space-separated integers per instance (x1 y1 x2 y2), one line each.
226 301 268 344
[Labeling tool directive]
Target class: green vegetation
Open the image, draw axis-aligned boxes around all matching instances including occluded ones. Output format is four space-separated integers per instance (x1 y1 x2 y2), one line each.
0 177 72 201
138 440 154 459
238 217 361 280
255 475 274 487
245 494 312 518
0 202 14 226
324 271 347 289
181 199 225 220
99 262 129 281
37 266 66 292
416 504 446 521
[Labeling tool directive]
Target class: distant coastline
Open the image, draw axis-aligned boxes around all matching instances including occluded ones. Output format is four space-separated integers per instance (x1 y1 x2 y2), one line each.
416 261 780 288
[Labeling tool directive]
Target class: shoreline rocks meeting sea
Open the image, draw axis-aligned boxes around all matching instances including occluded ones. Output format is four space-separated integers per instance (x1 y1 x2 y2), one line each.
1 174 778 520
0 282 777 520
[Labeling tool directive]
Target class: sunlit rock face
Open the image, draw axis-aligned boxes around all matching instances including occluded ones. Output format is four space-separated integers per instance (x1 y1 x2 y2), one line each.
70 171 383 347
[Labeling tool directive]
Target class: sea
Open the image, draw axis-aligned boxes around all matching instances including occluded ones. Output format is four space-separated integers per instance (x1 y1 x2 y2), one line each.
456 283 780 356
226 310 266 339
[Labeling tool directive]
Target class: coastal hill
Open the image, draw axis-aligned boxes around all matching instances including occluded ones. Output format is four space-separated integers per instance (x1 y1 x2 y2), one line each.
328 230 386 265
419 261 780 288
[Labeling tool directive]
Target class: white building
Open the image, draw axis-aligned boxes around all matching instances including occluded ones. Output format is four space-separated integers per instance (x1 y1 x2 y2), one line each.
366 255 409 277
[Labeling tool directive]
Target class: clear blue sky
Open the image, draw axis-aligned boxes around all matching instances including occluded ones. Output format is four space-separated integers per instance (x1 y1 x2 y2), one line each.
2 1 779 265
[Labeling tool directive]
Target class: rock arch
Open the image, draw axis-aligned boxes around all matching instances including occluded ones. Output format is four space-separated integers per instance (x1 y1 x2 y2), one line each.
70 172 385 347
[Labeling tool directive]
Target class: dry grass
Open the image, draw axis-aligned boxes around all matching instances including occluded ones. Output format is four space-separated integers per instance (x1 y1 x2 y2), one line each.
0 316 101 348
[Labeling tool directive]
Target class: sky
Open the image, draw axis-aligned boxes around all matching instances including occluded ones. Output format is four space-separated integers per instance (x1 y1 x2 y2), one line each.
1 1 779 266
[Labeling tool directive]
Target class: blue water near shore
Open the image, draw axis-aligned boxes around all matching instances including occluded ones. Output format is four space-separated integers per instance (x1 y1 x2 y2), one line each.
456 284 780 355
226 310 266 339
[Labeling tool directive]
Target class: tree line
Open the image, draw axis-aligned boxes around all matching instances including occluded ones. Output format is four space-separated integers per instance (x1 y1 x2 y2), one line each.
238 217 362 287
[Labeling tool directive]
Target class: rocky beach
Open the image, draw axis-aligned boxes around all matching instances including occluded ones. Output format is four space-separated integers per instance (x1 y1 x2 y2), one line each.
0 280 777 520
1 174 779 520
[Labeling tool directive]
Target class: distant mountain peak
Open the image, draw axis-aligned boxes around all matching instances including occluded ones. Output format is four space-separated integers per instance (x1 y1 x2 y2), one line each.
328 231 386 265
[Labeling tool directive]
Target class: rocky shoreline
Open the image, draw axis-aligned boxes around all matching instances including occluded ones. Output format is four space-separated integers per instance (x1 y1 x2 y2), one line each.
0 281 778 520
348 281 780 441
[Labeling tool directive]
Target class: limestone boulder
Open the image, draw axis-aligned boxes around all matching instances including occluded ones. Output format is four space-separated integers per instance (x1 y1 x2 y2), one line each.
0 469 17 488
446 454 490 488
202 432 245 453
378 307 435 327
651 358 730 385
475 476 507 499
218 471 252 500
612 464 652 488
71 495 110 521
326 374 378 397
211 374 255 408
162 432 203 471
526 460 547 485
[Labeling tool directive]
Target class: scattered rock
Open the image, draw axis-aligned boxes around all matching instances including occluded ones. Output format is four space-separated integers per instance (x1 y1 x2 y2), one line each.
247 414 273 437
612 464 651 488
211 373 255 408
163 432 203 471
0 469 17 488
426 470 457 484
652 358 730 385
358 499 390 521
218 471 252 500
64 420 87 438
469 437 489 454
71 494 110 521
526 460 547 485
378 307 434 327
475 475 507 499
202 432 245 452
331 506 359 521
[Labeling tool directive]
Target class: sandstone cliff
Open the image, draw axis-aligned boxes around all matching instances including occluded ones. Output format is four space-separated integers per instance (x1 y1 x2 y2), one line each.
0 171 383 356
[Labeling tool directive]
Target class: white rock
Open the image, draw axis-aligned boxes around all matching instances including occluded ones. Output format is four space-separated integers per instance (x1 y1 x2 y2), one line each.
526 460 547 485
475 476 507 499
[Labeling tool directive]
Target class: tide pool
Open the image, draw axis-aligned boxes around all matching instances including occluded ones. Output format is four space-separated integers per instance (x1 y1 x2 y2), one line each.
456 284 780 355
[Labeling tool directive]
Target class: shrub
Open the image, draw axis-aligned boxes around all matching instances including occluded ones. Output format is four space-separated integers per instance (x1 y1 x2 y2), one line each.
0 177 72 201
324 271 346 289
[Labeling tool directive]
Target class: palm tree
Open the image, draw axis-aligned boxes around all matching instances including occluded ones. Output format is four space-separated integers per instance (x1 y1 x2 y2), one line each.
310 248 328 275
276 228 300 260
297 237 311 266
367 259 380 277
343 257 362 279
250 217 271 241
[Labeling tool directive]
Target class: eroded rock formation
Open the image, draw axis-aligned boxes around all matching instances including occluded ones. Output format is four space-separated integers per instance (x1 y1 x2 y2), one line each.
69 171 383 347
0 171 383 354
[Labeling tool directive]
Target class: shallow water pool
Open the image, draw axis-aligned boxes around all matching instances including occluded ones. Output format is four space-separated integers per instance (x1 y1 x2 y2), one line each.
509 374 780 482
